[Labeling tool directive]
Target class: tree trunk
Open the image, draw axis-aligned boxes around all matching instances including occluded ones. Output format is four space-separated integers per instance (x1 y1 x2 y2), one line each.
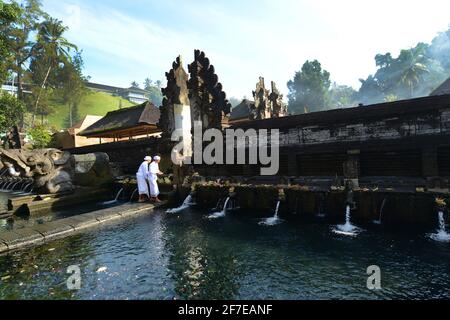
32 65 52 127
69 103 73 127
16 65 24 129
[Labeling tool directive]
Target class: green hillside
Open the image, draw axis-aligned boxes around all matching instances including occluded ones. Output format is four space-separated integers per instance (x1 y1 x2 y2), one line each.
46 90 136 129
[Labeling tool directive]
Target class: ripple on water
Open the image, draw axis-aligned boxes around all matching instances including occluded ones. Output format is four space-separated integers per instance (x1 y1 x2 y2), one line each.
1 208 450 299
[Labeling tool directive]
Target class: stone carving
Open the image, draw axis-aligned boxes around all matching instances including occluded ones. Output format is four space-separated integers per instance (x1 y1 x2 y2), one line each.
188 49 231 130
252 77 271 120
0 148 74 194
269 81 288 118
159 56 190 138
7 126 22 149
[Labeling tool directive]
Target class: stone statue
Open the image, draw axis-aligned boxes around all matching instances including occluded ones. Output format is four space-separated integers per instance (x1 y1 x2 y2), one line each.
188 49 231 130
0 148 74 194
269 81 288 118
252 77 271 120
3 126 22 149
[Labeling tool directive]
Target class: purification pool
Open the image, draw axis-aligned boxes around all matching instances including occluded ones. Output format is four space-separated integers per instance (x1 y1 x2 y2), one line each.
1 205 450 300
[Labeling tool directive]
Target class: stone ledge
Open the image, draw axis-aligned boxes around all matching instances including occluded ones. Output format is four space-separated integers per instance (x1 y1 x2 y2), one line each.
62 216 100 231
31 222 75 241
0 229 44 250
0 203 157 255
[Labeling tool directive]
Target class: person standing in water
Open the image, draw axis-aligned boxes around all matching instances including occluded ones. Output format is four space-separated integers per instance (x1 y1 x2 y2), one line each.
136 156 152 203
149 155 164 203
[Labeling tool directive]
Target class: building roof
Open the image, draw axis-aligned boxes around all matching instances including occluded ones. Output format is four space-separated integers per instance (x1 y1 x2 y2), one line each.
124 86 149 94
232 94 450 130
430 77 450 96
230 99 254 121
68 115 104 135
79 102 161 138
85 82 123 93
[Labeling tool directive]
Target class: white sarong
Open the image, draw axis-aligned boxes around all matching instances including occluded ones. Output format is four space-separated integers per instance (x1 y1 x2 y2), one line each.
136 162 149 196
149 162 160 197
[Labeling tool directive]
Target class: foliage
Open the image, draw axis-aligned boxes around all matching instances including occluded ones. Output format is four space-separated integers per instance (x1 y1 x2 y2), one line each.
0 92 26 134
27 124 52 149
0 0 22 83
143 77 163 106
59 51 87 127
29 17 77 125
329 84 357 108
357 34 450 105
3 0 48 100
287 60 331 114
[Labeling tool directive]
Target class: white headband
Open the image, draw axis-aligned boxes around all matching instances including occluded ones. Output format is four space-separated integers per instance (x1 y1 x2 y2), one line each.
153 156 161 161
144 156 152 161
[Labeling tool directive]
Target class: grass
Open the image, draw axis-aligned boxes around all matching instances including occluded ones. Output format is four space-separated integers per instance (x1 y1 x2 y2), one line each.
46 90 136 129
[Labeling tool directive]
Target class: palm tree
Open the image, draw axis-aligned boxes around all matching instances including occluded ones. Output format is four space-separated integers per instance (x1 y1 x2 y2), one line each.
399 47 429 98
32 18 77 126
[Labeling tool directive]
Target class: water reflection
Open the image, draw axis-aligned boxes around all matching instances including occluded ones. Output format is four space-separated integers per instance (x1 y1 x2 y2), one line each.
162 210 240 299
0 207 450 300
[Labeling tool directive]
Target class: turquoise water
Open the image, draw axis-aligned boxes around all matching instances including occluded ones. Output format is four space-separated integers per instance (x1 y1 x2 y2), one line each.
1 207 450 300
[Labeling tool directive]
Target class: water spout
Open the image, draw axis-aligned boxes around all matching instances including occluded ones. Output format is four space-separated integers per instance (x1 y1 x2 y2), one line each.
429 211 450 242
101 188 124 206
259 201 283 226
317 193 326 218
207 197 231 219
167 194 195 214
373 198 387 225
332 205 362 237
129 188 138 202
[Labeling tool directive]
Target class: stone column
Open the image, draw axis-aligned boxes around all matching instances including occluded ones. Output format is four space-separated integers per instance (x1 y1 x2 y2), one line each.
422 147 447 191
173 103 193 159
343 149 360 189
421 146 438 177
287 153 297 176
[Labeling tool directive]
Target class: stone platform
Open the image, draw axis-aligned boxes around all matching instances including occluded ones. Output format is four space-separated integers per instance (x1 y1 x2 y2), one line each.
0 202 161 254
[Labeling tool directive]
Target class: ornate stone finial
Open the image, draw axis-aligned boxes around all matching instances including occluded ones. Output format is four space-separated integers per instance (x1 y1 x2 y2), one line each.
188 49 231 130
269 81 288 118
159 56 190 137
252 77 271 120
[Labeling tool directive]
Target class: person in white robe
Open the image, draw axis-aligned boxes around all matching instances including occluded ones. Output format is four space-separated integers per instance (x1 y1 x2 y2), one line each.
148 155 164 202
136 156 152 202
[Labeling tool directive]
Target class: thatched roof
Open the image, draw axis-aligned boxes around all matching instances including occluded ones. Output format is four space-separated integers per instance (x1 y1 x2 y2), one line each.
79 102 161 138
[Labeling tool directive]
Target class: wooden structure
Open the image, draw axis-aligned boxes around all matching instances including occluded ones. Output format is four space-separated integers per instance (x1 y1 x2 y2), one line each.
79 102 161 141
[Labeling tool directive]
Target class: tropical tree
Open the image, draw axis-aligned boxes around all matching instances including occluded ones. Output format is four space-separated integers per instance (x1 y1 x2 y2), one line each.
59 51 86 127
31 18 77 125
3 0 47 100
329 84 357 108
0 0 22 83
398 46 429 97
287 60 331 114
0 92 25 134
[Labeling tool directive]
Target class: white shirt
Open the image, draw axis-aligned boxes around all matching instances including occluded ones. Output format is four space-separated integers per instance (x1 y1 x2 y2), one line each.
149 162 160 181
137 161 149 177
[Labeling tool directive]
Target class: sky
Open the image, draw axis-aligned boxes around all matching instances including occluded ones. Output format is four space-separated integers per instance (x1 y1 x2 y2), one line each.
42 0 450 99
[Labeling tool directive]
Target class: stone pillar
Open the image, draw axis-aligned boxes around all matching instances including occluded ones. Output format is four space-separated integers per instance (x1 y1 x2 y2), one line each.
287 153 297 176
421 147 438 177
173 103 192 158
422 147 447 191
343 149 360 189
